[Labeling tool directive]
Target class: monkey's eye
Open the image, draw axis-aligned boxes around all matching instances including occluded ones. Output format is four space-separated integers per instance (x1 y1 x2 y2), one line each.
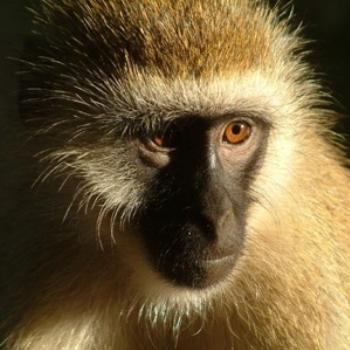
152 135 169 148
222 121 251 145
148 126 181 150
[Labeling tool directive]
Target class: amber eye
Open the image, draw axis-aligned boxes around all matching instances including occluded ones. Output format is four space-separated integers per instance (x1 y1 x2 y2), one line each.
149 126 181 150
153 136 166 148
151 134 174 149
223 121 251 145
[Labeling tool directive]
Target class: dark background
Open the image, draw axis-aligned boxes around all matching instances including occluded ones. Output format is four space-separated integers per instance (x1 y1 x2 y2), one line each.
293 0 350 139
1 0 350 147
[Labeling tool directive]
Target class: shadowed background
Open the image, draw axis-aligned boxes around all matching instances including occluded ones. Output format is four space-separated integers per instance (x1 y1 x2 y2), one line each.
293 0 350 139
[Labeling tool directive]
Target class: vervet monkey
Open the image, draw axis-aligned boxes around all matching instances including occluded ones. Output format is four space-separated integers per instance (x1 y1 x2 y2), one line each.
1 0 350 349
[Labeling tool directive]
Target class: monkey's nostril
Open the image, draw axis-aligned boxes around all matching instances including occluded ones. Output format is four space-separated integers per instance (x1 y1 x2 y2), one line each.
186 230 193 237
183 212 217 242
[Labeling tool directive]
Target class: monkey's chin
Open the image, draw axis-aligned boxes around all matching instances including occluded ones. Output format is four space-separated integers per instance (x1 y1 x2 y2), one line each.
119 235 238 296
202 254 237 287
189 254 237 290
159 254 238 291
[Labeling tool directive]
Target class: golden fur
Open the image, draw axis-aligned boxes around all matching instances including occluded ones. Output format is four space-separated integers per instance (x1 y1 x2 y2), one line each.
1 0 350 349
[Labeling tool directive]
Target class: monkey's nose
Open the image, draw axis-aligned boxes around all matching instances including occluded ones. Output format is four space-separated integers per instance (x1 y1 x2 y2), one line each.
185 207 242 260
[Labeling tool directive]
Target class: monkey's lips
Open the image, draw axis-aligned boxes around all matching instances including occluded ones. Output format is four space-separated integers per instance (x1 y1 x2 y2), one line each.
205 253 236 266
171 251 239 290
200 253 237 288
155 248 239 290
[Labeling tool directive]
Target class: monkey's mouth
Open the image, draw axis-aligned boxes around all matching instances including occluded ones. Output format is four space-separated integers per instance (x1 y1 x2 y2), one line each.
201 254 238 287
140 218 243 289
205 253 236 266
154 245 239 290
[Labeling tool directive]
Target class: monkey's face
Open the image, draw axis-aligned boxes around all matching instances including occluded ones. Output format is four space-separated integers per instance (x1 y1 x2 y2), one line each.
22 0 304 293
114 112 270 289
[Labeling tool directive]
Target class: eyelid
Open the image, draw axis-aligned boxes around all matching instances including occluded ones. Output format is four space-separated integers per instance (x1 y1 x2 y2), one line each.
142 137 176 153
216 113 270 127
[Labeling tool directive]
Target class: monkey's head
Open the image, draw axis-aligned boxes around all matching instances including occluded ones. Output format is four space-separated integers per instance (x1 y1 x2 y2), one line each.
21 1 325 293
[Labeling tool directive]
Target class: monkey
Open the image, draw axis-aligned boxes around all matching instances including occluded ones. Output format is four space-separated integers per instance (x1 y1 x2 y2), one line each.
1 0 350 349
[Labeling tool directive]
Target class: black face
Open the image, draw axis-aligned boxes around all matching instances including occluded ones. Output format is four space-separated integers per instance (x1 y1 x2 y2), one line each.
135 115 269 289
